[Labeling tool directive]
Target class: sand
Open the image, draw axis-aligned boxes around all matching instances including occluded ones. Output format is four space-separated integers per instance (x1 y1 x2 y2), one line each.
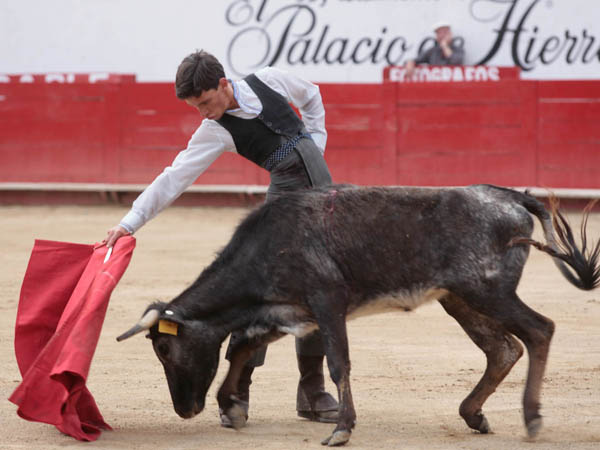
1 204 599 449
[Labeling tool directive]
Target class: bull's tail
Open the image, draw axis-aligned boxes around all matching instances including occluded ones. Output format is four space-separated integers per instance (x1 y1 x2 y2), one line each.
510 192 600 291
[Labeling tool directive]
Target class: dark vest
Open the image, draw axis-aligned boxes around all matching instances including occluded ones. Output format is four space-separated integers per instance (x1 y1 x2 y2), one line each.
216 74 305 168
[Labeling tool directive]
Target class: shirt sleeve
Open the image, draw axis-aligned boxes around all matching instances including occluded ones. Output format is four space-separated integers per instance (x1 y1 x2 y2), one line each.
255 67 327 153
119 121 227 233
414 47 434 65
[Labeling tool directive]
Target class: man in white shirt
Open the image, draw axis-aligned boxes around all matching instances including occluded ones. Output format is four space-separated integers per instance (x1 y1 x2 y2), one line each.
105 50 338 427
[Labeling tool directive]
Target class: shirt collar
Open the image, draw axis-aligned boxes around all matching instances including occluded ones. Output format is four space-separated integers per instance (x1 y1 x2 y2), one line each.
229 78 262 115
226 79 242 113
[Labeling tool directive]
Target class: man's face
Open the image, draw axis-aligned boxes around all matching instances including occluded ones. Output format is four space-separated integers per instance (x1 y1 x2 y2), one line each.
435 26 451 43
184 78 233 120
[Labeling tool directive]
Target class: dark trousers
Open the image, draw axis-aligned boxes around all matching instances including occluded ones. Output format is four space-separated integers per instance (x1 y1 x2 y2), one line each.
226 139 332 365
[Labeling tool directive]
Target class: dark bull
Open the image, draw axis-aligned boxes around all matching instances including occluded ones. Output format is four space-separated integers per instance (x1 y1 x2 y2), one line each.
117 184 599 446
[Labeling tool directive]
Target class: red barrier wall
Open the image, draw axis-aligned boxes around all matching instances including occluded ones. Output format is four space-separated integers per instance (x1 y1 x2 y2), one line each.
1 73 599 192
320 82 397 185
536 81 600 189
391 80 538 187
1 82 121 183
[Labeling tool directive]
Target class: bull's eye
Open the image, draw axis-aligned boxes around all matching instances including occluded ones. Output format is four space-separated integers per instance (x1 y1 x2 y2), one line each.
157 342 170 358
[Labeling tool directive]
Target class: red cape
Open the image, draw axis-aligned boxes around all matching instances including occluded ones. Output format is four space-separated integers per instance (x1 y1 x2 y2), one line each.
9 237 135 441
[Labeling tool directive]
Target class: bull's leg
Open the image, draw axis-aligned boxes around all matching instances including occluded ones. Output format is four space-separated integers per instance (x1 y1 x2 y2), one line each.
308 296 355 447
217 328 285 429
461 291 555 439
439 294 524 434
493 293 555 439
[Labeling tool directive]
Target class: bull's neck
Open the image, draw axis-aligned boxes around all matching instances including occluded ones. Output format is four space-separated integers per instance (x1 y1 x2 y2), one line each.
203 304 264 341
170 258 265 327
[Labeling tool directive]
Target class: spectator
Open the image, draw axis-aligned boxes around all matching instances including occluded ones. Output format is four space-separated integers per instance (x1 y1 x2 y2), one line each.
405 21 465 78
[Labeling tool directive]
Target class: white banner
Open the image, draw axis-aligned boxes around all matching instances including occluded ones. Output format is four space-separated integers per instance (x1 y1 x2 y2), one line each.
1 0 599 82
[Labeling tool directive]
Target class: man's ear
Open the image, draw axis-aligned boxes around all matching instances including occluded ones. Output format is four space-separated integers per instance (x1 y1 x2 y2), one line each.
218 77 228 89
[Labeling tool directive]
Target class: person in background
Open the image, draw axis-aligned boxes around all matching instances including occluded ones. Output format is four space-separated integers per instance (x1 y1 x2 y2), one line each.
104 50 338 428
405 21 465 78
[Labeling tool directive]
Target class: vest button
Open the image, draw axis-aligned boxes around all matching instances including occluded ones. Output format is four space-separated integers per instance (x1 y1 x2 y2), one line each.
276 129 281 133
267 121 273 126
258 114 264 119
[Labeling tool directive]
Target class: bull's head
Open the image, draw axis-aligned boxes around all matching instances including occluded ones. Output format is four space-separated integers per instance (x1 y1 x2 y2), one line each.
117 302 222 419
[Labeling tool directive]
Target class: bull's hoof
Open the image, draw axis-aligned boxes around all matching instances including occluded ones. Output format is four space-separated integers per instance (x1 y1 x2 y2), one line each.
321 430 351 446
526 417 542 440
221 395 248 430
462 409 491 434
225 403 248 430
478 416 491 434
220 410 239 429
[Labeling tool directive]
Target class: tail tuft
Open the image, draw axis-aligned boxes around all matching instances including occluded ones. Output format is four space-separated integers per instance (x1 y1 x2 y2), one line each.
511 196 600 291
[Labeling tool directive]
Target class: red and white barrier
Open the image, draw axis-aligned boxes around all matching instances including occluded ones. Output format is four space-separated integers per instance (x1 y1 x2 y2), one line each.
384 65 520 83
0 73 135 84
1 69 599 201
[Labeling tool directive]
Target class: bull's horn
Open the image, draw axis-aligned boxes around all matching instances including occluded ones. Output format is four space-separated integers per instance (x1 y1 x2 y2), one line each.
116 309 160 342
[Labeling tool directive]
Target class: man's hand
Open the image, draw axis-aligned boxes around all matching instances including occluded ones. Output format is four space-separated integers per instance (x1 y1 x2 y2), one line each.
104 225 130 248
439 31 453 58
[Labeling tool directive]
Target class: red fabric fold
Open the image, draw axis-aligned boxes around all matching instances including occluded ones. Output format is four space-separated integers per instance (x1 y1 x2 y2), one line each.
9 237 136 441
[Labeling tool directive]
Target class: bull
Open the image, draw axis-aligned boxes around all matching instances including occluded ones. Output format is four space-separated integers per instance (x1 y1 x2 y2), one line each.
117 184 599 446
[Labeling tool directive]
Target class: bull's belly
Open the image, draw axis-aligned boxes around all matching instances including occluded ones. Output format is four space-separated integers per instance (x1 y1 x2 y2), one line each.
346 287 448 320
270 287 448 338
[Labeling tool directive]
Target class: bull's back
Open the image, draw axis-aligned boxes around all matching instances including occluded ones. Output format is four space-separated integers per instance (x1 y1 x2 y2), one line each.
302 185 534 300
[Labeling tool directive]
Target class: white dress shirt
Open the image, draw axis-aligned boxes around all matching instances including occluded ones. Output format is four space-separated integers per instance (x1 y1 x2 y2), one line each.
119 67 327 233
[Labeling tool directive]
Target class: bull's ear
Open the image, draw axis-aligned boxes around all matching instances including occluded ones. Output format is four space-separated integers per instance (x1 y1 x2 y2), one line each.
157 308 185 336
158 319 179 336
160 308 185 325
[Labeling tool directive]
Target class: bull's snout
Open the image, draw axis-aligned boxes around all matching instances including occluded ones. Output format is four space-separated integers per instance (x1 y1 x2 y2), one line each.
175 401 204 419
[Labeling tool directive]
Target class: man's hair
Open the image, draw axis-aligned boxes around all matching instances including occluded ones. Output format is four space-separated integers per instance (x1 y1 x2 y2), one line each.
175 50 225 99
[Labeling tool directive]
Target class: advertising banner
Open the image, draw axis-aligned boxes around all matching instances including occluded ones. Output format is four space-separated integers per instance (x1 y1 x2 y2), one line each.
1 0 599 82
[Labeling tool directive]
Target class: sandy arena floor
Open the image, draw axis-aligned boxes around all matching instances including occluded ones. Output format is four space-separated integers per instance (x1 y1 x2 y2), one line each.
1 203 599 449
